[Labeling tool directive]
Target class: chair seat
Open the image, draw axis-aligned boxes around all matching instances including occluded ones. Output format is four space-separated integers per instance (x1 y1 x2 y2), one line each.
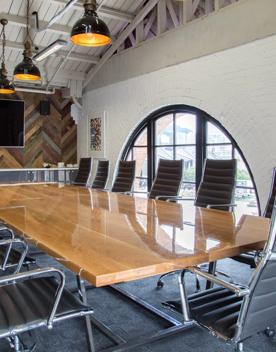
0 246 36 267
0 277 91 337
166 287 243 339
231 252 256 268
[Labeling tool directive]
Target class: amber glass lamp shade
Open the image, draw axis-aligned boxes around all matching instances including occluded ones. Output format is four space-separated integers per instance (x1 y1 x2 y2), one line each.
71 9 111 47
14 56 41 81
0 69 15 95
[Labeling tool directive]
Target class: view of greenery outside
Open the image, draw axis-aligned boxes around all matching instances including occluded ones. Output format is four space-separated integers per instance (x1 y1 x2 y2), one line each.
183 167 195 182
237 169 250 181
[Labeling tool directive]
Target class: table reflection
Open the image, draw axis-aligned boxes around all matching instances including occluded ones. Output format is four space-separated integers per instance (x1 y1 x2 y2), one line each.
88 190 236 258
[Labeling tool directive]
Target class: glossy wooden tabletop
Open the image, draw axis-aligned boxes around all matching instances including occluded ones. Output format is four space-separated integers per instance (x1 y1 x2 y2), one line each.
0 184 270 287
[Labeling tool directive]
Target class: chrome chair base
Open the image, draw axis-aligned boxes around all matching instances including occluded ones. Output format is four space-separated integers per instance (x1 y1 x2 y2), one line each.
9 336 36 352
265 327 276 338
236 342 244 352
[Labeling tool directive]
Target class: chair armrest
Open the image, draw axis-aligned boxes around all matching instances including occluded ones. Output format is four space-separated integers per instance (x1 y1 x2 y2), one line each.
189 267 250 297
166 197 195 202
0 238 28 272
0 267 65 329
0 226 15 239
207 203 237 211
123 191 150 197
155 195 175 200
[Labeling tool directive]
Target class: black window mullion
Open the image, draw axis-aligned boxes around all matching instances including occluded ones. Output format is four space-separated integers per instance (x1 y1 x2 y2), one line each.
173 113 176 160
196 113 205 190
147 120 154 191
206 143 233 146
154 143 196 147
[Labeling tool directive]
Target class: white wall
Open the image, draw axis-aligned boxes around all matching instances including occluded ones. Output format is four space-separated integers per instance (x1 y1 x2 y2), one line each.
86 0 276 91
79 34 276 212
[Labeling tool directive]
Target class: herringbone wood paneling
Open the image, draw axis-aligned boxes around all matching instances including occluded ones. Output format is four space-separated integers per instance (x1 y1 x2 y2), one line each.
0 90 77 168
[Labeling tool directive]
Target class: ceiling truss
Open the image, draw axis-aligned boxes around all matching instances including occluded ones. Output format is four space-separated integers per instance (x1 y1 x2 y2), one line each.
51 0 135 22
1 0 239 90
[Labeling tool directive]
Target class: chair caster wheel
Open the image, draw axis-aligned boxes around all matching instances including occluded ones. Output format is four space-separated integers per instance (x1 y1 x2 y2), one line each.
156 281 164 289
265 327 275 338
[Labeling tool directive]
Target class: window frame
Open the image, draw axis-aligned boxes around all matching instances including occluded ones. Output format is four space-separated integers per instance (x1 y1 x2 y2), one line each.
121 105 260 215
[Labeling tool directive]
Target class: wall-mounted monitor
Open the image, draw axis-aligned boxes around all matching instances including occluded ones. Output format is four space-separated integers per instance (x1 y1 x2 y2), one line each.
0 99 25 148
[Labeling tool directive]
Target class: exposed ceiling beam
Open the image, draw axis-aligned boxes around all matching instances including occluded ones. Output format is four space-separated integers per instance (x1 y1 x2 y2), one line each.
180 0 193 24
157 0 167 35
166 0 179 28
5 40 99 64
84 0 161 88
192 0 201 14
51 0 135 22
215 0 225 11
144 8 157 38
1 13 71 35
205 0 214 14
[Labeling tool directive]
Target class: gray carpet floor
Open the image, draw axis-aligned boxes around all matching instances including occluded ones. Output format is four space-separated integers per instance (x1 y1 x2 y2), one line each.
0 254 275 352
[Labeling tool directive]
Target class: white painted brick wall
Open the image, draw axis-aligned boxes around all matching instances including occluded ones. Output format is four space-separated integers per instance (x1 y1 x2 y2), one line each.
80 35 276 212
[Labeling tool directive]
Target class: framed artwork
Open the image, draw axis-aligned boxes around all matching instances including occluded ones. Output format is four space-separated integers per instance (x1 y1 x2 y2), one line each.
88 112 106 157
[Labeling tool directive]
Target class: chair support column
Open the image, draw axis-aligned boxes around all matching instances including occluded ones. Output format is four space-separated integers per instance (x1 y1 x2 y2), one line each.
178 270 191 322
206 261 217 289
76 275 95 352
236 342 244 352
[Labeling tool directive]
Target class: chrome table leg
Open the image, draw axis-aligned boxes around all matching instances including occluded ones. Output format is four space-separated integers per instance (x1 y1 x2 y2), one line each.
76 275 96 352
74 277 194 352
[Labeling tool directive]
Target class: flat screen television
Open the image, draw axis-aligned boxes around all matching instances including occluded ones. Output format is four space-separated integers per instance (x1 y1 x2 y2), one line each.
0 99 25 147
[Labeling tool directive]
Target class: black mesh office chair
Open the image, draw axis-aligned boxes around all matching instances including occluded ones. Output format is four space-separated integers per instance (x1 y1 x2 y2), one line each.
149 159 183 200
73 157 92 186
195 158 237 210
232 167 276 268
164 203 276 352
91 160 109 189
111 160 136 193
157 159 237 288
0 266 94 352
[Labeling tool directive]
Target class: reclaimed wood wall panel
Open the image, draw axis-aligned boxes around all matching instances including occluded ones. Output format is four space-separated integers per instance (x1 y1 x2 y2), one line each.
0 90 77 168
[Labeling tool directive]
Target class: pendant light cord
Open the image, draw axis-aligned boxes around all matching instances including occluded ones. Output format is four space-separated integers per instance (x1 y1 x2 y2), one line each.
0 23 6 69
26 0 30 40
24 0 34 46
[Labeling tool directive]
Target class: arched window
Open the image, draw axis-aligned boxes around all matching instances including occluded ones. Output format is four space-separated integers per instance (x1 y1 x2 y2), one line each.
122 105 260 217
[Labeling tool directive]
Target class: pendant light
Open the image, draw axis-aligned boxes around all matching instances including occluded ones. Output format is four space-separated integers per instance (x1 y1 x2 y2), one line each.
14 0 41 81
70 0 111 47
0 19 15 94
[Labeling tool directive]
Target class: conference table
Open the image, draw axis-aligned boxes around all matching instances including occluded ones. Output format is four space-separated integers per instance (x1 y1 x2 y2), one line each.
0 184 270 351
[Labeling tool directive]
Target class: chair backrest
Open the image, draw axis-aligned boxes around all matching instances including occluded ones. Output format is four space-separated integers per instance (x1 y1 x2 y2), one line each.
91 160 109 189
263 168 276 218
111 161 136 193
149 159 183 200
73 158 92 186
195 159 237 211
236 202 276 342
